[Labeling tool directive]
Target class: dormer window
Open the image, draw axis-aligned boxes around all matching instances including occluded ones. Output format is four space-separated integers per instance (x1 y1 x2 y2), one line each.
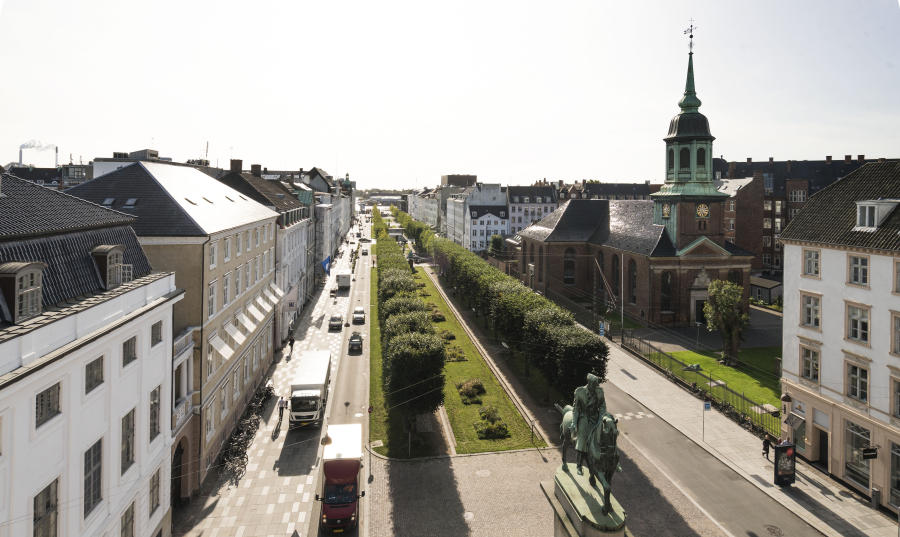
102 198 115 207
854 200 899 231
0 261 46 323
91 245 133 290
122 198 138 209
857 204 875 228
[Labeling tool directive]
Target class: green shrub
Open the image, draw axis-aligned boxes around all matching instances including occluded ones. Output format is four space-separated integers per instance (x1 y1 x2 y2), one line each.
431 309 446 322
383 332 447 416
478 404 500 423
383 311 433 344
439 330 455 341
382 296 429 319
445 345 466 362
475 420 510 439
456 378 485 404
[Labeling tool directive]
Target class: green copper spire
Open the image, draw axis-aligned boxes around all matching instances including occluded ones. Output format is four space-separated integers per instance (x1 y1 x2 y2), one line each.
678 52 702 113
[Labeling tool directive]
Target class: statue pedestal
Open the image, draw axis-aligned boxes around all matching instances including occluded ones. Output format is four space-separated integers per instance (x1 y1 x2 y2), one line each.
541 465 629 537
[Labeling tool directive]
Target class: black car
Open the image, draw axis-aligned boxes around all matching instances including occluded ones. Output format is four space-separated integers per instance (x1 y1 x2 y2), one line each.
349 331 363 352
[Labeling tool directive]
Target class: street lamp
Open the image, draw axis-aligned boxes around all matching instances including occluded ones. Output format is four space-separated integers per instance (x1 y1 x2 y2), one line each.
695 321 702 347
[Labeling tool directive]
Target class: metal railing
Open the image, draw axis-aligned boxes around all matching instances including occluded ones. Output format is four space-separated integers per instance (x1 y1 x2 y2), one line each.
621 329 781 438
172 397 192 433
173 328 195 360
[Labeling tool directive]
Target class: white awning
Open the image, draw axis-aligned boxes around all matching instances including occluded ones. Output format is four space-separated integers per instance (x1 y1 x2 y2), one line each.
236 312 257 333
210 334 234 360
264 289 279 306
224 323 246 346
247 304 265 322
256 296 272 313
270 282 285 298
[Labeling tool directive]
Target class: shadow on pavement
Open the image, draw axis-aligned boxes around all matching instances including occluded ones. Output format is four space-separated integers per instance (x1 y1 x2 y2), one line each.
172 496 219 536
387 456 470 537
782 486 871 537
274 424 321 477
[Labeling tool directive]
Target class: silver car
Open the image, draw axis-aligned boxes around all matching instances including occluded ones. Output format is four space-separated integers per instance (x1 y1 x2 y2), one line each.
352 306 366 324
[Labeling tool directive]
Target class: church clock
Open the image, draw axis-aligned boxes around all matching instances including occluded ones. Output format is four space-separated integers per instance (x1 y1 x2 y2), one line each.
662 203 671 218
695 203 709 218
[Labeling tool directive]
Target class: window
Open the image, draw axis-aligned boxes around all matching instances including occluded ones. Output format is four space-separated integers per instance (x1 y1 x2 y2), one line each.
896 261 900 293
151 321 163 346
660 271 673 311
891 444 900 506
236 233 242 255
667 149 674 170
206 341 213 379
847 364 869 402
84 439 102 517
121 502 134 537
255 227 260 247
223 273 231 306
611 255 620 296
85 357 104 394
149 386 160 441
245 231 251 252
894 380 900 419
244 264 250 290
696 147 706 168
728 200 735 212
728 218 735 231
679 148 689 169
764 200 772 211
104 251 132 289
243 357 250 384
763 236 771 247
763 218 772 229
149 469 160 516
894 314 900 355
763 173 774 194
845 421 871 487
774 218 783 232
34 478 58 537
857 205 876 228
208 281 217 318
847 304 869 343
628 259 637 304
801 347 819 381
697 219 707 231
121 409 135 474
205 404 214 439
775 200 782 214
16 270 42 321
762 253 772 266
209 242 218 269
801 294 820 328
803 249 819 277
233 372 240 400
220 386 228 418
849 255 869 286
122 336 137 367
36 383 61 427
235 267 242 296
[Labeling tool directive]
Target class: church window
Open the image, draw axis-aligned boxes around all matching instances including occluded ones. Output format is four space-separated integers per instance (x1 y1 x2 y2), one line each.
697 220 707 231
611 255 620 296
563 249 576 285
538 247 544 282
679 148 690 170
628 259 637 304
667 149 674 170
661 271 674 311
697 148 706 168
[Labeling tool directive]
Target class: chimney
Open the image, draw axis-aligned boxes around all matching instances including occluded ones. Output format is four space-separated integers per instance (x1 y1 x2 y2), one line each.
746 157 752 163
858 154 865 162
786 160 792 174
879 158 886 163
55 146 58 168
768 157 774 163
251 164 262 177
19 148 22 165
728 161 736 177
230 159 242 173
825 155 832 163
844 155 852 163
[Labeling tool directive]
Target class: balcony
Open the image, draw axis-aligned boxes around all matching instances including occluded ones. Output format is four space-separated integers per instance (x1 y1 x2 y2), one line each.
172 397 192 434
173 328 195 362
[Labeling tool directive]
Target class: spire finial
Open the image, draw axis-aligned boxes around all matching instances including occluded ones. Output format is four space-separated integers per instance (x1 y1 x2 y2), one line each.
684 19 696 53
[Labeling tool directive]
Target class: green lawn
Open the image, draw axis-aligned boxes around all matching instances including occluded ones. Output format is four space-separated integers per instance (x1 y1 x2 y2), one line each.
414 269 545 453
665 347 781 407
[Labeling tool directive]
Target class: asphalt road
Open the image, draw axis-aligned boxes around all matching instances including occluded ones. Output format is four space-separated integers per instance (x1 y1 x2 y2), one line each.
603 381 822 537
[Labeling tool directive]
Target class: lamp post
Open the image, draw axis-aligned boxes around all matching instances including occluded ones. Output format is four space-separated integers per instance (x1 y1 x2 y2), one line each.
695 321 702 347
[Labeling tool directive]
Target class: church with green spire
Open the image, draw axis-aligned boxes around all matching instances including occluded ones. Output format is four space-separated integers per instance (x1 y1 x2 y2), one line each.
515 32 751 326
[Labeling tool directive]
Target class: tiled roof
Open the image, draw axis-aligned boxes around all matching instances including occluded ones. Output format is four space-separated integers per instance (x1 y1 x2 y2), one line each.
0 224 153 322
0 173 135 240
713 157 898 197
469 205 507 219
218 171 304 211
507 185 557 200
519 199 609 243
605 201 672 256
4 166 59 184
67 162 278 236
582 182 659 196
779 161 900 251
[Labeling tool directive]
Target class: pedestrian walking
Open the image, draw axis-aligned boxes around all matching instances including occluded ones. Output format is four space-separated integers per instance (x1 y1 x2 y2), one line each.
289 336 295 353
762 435 771 460
278 396 286 421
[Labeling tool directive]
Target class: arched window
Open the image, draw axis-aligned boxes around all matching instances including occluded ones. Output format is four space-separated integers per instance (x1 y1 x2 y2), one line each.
611 255 620 296
529 242 534 263
697 147 706 168
563 248 575 285
728 269 742 286
679 148 690 169
660 271 674 311
595 251 605 302
667 149 674 170
628 259 637 304
538 246 544 282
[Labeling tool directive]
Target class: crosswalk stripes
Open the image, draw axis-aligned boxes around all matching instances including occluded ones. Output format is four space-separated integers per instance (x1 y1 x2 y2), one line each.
613 411 656 421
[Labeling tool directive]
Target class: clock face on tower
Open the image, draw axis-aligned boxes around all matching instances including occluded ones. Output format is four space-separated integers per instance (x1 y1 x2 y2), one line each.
662 203 671 218
696 203 710 218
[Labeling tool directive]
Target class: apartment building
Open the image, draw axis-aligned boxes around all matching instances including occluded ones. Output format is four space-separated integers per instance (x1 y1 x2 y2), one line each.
445 183 509 252
68 162 280 498
507 185 558 235
0 173 183 537
780 161 900 511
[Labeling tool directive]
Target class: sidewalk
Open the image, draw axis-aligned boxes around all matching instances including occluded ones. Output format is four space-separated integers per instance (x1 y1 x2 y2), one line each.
605 338 896 537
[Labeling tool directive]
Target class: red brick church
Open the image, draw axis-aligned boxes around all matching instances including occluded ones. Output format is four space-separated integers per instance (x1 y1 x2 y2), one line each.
515 47 751 326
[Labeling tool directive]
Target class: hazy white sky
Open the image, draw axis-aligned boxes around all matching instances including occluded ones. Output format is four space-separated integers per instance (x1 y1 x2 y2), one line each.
1 1 898 190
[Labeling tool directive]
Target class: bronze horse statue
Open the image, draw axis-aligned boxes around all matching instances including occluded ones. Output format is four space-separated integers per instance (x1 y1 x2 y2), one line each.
559 405 621 515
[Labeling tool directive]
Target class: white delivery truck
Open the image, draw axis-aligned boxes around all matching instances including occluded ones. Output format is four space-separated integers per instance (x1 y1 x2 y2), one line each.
289 350 332 426
336 270 352 290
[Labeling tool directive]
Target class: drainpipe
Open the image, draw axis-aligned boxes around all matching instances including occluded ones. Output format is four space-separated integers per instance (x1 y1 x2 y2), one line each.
197 234 211 490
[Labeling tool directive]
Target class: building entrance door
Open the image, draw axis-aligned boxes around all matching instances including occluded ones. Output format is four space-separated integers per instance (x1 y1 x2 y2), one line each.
816 428 829 469
695 300 706 325
172 442 184 507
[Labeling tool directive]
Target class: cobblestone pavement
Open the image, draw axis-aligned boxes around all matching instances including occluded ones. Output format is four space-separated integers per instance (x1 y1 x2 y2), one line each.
368 446 726 537
173 243 355 537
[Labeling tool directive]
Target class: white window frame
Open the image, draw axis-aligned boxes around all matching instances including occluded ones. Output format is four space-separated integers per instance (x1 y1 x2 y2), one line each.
209 242 218 269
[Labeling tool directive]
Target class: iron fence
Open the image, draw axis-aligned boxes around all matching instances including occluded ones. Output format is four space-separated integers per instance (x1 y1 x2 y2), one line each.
622 329 781 438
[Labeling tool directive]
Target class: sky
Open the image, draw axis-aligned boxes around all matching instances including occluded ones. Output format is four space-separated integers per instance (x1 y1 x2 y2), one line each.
1 1 899 190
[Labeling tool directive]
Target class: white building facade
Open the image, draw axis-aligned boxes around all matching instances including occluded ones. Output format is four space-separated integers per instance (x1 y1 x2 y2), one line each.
779 161 900 511
507 185 558 235
445 184 509 252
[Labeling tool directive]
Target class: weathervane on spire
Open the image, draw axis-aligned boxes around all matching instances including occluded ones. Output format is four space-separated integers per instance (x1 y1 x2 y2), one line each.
684 19 696 53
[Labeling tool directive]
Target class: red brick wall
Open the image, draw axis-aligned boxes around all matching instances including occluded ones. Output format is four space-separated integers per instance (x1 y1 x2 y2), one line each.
733 175 765 269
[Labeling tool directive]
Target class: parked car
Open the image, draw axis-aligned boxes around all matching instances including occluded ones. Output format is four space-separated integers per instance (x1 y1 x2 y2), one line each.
352 306 366 324
328 314 343 331
349 331 363 353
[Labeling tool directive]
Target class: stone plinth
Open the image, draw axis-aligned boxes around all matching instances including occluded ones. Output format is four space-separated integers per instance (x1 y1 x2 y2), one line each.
541 466 629 537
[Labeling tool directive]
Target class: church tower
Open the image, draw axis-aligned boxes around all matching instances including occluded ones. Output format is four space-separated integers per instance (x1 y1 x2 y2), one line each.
651 27 728 250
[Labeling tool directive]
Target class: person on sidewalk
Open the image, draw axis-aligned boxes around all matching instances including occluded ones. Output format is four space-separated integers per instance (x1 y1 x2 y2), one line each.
289 336 295 354
278 396 286 421
762 435 771 460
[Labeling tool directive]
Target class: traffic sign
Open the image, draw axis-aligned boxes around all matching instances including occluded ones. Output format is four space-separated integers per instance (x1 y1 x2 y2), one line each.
704 402 711 411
